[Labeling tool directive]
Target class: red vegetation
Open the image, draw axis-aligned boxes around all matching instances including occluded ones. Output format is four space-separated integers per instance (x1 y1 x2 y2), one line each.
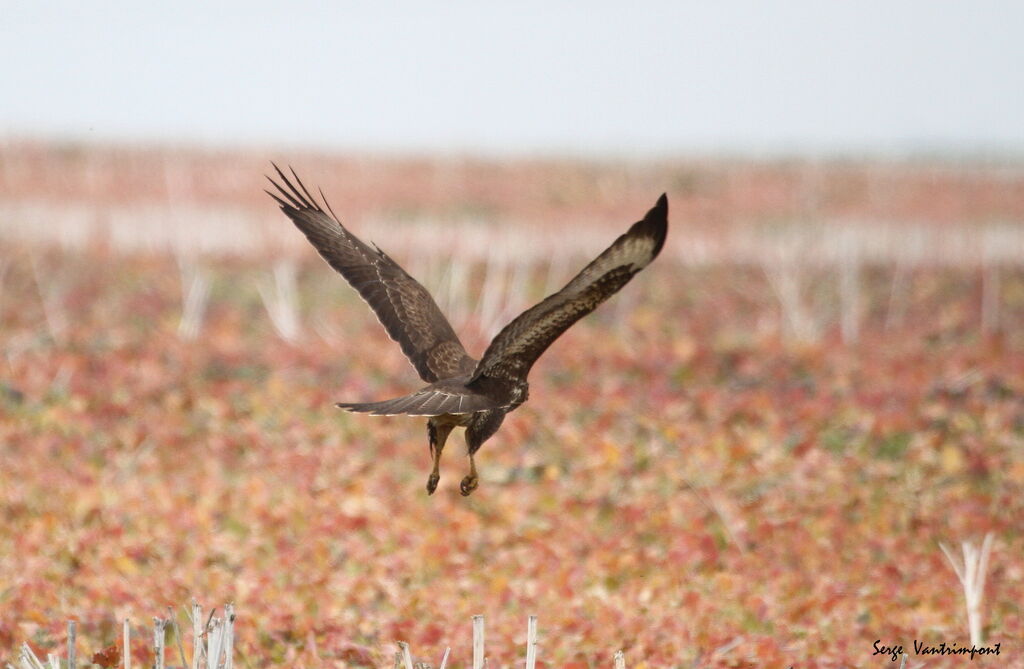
1 145 1023 666
2 251 1022 666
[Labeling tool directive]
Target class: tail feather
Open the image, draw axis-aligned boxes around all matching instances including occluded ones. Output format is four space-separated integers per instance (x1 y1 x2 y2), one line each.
335 386 501 417
335 399 413 416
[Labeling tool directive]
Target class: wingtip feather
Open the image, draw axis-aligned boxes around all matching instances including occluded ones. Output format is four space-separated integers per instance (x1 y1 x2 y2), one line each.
265 188 289 209
640 193 669 257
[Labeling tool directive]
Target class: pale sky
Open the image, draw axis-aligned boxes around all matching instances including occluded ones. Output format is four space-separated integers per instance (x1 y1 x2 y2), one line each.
2 1 1022 156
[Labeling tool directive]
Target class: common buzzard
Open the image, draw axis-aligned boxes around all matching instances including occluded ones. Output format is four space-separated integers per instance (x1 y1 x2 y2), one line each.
267 165 668 496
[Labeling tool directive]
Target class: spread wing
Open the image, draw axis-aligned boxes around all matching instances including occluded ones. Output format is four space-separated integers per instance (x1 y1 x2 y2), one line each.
470 194 668 384
336 379 504 416
267 165 476 383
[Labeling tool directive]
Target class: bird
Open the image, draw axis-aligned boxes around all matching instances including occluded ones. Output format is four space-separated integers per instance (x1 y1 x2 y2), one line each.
266 164 668 496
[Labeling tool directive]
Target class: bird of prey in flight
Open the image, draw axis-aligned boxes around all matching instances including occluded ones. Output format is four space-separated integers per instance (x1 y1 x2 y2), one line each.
267 165 668 496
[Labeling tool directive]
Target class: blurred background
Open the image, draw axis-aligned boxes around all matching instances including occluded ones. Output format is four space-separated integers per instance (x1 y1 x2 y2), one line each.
3 2 1024 665
3 1 1023 340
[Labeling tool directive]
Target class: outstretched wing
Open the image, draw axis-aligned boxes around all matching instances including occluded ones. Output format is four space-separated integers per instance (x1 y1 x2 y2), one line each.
336 380 504 417
470 194 668 384
267 165 477 383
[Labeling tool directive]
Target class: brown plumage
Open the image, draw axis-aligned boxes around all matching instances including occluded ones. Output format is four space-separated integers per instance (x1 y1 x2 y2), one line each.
267 164 668 495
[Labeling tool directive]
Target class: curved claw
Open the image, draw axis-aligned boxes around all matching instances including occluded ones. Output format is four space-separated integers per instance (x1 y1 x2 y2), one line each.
459 475 479 496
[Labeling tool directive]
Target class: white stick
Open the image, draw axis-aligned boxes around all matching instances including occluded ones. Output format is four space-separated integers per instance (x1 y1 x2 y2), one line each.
67 621 76 669
438 647 451 669
258 259 302 342
472 615 485 669
613 650 626 669
18 644 45 669
224 604 235 669
397 641 414 669
191 601 203 669
206 619 224 669
525 616 538 669
153 618 166 669
940 532 996 646
123 618 131 669
177 256 210 340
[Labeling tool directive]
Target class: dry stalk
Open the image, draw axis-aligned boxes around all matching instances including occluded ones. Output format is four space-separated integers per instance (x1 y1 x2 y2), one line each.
224 604 235 669
66 621 76 669
940 532 996 646
472 615 485 669
206 618 225 669
177 255 210 340
762 257 820 343
258 259 301 342
397 641 414 669
191 600 204 669
525 615 538 669
123 618 131 669
153 618 166 669
18 643 46 669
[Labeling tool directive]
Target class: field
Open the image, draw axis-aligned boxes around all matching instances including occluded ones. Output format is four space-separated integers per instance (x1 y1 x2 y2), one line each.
2 143 1024 667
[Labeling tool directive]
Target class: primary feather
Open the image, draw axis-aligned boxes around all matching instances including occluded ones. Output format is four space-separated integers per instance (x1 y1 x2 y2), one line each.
266 164 476 383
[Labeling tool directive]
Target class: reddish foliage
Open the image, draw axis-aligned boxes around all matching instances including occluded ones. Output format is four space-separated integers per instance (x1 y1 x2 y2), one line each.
1 149 1023 666
91 643 121 668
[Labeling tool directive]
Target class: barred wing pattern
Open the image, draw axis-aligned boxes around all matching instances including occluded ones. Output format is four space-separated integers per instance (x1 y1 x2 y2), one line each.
471 194 668 384
266 165 477 383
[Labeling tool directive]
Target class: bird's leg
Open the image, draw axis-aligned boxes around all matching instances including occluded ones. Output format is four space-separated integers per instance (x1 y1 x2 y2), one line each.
460 410 505 496
426 419 453 495
459 454 479 497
